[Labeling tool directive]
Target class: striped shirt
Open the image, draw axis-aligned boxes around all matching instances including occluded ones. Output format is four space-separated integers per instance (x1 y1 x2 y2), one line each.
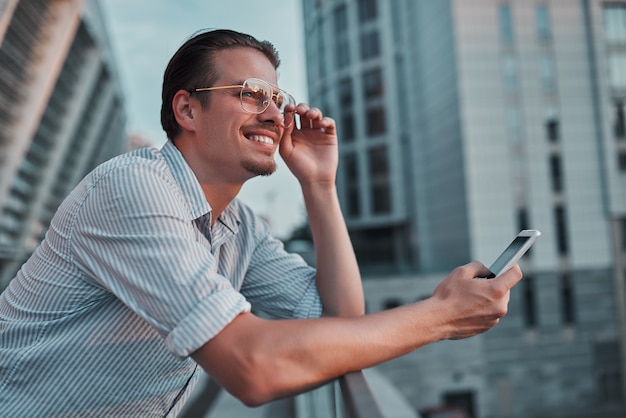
0 141 321 417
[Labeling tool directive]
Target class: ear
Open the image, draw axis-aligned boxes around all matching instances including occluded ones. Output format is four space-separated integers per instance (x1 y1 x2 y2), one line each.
173 90 197 132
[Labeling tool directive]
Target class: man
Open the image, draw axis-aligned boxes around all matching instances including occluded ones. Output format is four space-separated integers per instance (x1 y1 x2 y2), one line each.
0 29 521 416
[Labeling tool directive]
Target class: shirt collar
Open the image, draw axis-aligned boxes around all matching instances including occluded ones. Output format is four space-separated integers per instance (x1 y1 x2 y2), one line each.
159 140 240 233
160 140 210 220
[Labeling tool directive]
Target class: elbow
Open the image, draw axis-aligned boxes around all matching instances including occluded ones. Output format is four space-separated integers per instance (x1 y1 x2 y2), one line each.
223 351 291 407
230 371 277 407
234 387 270 408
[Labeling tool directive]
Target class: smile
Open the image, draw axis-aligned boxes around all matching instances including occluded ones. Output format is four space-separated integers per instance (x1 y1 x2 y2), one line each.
246 135 274 145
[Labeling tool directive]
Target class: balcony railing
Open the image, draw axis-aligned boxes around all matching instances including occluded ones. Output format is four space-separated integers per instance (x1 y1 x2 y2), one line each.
339 372 385 418
180 371 385 418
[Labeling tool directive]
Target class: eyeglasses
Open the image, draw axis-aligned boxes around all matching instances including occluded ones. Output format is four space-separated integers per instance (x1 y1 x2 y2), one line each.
191 78 296 125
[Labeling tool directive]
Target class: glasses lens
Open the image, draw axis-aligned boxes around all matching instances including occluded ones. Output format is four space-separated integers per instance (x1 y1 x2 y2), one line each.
241 79 295 115
274 90 296 114
241 79 271 114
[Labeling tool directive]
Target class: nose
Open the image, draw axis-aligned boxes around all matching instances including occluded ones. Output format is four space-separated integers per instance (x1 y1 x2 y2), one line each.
258 100 284 126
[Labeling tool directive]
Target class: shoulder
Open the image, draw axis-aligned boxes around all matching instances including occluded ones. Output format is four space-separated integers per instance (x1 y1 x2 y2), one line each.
90 147 171 183
73 147 188 219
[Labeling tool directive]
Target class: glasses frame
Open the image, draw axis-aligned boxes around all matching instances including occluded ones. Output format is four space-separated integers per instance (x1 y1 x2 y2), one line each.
191 78 296 121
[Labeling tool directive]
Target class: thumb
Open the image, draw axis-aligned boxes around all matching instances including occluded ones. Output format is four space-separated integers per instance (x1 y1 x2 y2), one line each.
493 264 523 290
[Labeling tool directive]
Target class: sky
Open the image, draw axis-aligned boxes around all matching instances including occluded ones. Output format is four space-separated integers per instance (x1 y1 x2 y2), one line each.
99 0 309 239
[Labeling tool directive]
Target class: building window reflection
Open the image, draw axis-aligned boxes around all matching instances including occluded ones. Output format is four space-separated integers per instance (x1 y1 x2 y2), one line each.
499 3 514 45
536 4 551 43
368 145 391 214
343 153 361 217
604 4 626 42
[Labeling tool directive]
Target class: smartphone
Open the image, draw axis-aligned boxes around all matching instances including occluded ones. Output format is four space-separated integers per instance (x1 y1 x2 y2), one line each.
487 229 541 278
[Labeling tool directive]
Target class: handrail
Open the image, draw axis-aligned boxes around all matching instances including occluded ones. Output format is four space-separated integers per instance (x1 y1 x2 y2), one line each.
180 370 384 418
339 371 385 418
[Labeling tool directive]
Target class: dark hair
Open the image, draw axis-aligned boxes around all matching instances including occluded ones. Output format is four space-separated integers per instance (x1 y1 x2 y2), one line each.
160 29 281 140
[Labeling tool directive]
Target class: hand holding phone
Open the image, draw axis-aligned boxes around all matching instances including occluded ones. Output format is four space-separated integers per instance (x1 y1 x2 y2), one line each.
487 229 541 278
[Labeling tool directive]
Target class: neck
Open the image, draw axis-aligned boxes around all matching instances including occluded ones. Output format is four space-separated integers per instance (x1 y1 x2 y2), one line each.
172 137 246 225
201 182 242 224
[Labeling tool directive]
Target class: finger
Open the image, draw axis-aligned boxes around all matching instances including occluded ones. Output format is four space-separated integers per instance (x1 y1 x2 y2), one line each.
493 264 523 290
462 260 493 279
318 116 336 135
282 109 296 131
297 106 323 128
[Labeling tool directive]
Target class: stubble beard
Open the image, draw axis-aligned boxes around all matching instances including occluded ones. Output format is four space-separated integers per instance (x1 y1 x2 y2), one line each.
241 158 277 177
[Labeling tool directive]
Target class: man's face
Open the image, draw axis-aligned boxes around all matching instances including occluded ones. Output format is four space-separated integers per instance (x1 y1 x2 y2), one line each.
192 47 286 181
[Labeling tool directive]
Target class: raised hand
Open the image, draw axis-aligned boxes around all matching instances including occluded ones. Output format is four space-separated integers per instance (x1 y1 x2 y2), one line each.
279 103 339 187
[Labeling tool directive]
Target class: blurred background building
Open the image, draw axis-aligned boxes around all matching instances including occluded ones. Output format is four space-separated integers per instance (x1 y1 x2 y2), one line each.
303 0 626 417
0 0 127 289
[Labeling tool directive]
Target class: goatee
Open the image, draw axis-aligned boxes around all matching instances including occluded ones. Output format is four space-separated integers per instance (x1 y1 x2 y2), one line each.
242 159 277 177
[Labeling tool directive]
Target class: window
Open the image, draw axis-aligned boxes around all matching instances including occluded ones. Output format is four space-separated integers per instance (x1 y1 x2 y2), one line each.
360 29 380 60
362 67 384 99
333 5 350 69
341 113 355 142
443 391 475 418
604 5 626 42
615 101 625 138
621 219 626 251
522 276 537 327
560 274 576 325
536 5 551 43
502 54 518 91
608 53 626 88
540 54 555 91
508 106 522 142
517 208 529 231
338 77 353 106
619 150 626 172
357 0 377 23
333 4 348 34
335 40 350 70
549 154 563 192
546 118 559 142
555 205 569 255
368 146 391 214
351 227 395 266
366 106 386 135
338 77 355 142
593 341 623 402
316 18 326 78
343 153 361 217
499 3 514 44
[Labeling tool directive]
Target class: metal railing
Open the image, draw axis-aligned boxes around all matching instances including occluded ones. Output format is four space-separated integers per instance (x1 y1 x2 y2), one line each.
339 372 385 418
180 370 384 418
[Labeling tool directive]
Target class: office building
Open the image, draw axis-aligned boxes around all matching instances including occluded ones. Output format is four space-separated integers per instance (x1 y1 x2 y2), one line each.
0 0 127 288
302 1 626 417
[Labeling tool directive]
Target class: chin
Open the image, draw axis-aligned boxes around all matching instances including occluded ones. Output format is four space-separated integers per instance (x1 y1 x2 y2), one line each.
242 160 277 177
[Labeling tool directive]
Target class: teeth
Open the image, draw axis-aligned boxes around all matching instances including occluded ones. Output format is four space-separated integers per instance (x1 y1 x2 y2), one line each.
247 135 273 145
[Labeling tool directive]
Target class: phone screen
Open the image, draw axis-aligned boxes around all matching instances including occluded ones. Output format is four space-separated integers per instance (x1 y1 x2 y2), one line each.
488 236 530 277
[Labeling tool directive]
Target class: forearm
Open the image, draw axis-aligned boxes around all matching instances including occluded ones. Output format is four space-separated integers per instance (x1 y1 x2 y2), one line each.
194 301 446 406
193 263 522 406
301 182 364 317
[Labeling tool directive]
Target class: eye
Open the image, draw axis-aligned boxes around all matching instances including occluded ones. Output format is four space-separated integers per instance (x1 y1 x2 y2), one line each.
241 88 256 99
242 86 268 103
273 93 285 108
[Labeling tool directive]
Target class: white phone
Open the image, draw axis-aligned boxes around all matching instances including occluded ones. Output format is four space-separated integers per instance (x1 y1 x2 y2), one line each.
487 229 541 278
